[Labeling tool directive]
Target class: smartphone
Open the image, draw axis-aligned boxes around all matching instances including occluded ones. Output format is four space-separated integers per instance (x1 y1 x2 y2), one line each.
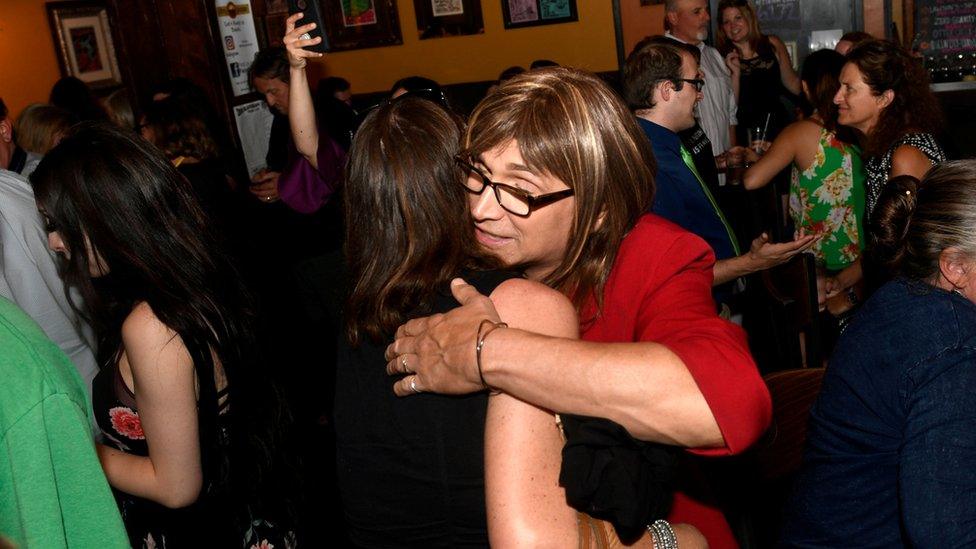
287 0 329 53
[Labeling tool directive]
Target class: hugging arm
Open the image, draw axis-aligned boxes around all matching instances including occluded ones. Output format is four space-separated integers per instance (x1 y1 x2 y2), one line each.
483 278 580 547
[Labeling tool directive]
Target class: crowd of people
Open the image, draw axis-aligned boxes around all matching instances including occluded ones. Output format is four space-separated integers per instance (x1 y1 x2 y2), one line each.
1 1 972 547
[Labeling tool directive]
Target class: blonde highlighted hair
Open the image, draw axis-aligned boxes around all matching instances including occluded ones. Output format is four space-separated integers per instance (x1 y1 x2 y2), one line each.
463 67 657 317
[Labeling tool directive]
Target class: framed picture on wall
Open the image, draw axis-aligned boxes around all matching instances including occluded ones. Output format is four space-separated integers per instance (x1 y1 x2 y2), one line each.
502 0 578 29
46 1 122 89
414 0 485 39
321 0 403 51
265 0 290 15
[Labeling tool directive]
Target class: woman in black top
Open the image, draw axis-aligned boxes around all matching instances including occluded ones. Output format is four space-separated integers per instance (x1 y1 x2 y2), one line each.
31 123 292 547
717 0 802 146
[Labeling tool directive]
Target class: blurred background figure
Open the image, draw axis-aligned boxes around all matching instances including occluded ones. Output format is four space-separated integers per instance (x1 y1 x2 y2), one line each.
717 0 801 147
14 104 76 160
103 88 136 131
834 31 873 55
314 76 358 151
49 76 107 122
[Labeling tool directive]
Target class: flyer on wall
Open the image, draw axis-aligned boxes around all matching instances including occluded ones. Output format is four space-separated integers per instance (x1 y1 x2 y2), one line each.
215 0 261 96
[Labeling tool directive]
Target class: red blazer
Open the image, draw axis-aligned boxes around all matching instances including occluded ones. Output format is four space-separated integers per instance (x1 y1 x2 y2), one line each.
581 214 772 548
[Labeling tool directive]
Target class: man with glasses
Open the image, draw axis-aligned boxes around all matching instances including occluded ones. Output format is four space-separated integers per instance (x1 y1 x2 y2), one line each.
624 40 816 316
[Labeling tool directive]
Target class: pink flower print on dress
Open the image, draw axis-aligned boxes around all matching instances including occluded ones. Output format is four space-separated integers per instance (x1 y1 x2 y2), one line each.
109 406 145 439
250 540 274 549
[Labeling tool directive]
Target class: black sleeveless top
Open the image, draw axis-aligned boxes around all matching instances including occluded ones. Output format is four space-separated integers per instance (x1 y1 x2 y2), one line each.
333 270 520 548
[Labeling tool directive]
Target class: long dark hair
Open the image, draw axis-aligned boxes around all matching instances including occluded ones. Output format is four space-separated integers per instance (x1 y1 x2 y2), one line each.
846 39 944 157
30 122 288 521
344 97 495 345
800 49 856 143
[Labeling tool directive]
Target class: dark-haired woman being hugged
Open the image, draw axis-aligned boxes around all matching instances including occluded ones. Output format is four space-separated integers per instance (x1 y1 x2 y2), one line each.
782 161 976 547
31 123 292 548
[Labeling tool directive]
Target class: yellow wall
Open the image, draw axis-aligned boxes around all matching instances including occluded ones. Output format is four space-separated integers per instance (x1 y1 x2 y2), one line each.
0 0 62 119
306 0 619 93
619 1 666 59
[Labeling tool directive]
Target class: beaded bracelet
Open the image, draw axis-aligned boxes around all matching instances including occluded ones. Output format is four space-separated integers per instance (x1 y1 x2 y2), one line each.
647 519 678 549
475 319 507 393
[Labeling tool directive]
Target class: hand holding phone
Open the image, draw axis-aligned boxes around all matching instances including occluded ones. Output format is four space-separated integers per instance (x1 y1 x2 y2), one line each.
286 0 329 54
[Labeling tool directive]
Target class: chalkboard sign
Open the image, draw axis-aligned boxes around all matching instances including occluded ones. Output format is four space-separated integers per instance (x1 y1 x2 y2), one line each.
753 0 802 30
915 0 976 55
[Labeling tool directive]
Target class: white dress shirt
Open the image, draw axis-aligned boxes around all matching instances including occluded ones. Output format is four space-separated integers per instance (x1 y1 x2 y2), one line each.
666 33 738 156
0 168 98 395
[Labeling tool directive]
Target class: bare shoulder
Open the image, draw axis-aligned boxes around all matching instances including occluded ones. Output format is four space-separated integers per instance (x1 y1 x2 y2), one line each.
122 302 187 367
891 144 934 179
489 278 578 338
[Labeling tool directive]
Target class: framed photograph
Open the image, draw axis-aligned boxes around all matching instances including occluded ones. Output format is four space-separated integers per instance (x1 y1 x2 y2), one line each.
414 0 484 39
46 1 122 89
321 0 402 51
265 13 289 46
502 0 577 29
265 0 289 15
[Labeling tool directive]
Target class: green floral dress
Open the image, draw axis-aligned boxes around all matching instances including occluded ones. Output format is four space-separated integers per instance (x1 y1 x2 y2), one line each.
789 127 866 271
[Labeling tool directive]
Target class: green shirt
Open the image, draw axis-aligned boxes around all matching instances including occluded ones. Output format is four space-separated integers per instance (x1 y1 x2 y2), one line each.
0 297 129 548
789 127 866 271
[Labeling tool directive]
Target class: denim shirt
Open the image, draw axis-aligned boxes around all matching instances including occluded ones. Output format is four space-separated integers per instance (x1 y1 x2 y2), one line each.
782 278 976 548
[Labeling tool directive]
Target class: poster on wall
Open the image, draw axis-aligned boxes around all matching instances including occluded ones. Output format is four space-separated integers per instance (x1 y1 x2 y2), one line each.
502 0 577 29
46 1 123 89
415 0 484 39
342 0 378 26
321 0 402 51
215 0 261 96
233 100 275 177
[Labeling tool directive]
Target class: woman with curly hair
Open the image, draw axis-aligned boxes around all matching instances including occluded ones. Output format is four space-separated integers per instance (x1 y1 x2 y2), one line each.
833 39 946 298
835 39 946 220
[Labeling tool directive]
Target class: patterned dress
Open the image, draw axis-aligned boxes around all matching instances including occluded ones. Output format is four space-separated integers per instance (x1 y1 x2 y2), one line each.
93 355 293 549
789 127 866 271
863 132 946 219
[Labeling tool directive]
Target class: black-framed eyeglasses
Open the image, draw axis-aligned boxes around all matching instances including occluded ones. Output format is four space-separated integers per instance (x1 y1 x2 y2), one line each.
672 78 705 92
455 156 574 217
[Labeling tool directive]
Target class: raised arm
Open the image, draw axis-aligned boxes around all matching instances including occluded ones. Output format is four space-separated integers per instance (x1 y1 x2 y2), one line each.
770 35 802 95
96 302 203 508
483 278 579 547
284 13 323 169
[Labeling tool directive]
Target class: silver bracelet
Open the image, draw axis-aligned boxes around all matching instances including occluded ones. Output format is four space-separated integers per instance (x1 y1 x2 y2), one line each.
647 519 678 549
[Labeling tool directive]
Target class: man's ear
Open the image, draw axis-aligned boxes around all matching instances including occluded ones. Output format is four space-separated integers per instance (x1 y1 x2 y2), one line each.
939 247 971 290
658 80 674 102
0 119 12 144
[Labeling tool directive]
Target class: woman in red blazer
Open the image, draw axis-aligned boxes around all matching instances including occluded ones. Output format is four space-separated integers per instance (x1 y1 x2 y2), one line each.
387 68 771 548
